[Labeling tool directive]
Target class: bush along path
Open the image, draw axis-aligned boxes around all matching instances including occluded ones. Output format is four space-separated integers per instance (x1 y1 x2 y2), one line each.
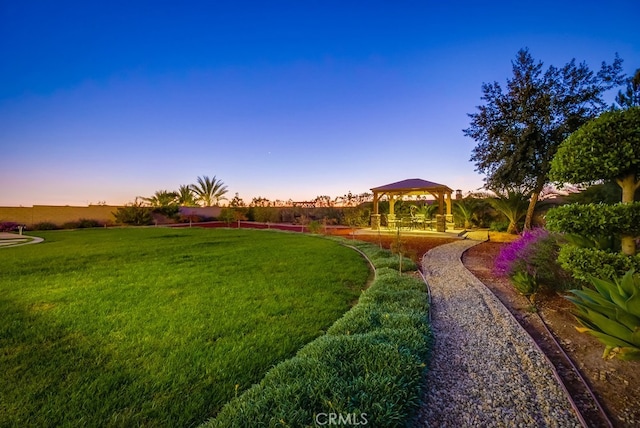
203 238 431 427
416 240 582 427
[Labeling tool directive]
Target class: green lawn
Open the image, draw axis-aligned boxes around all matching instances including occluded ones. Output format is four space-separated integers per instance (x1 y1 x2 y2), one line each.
0 228 370 427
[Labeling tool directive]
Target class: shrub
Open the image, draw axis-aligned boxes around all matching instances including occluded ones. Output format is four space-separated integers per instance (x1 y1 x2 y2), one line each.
31 222 59 230
77 219 102 228
177 214 205 224
490 220 509 232
61 219 103 229
557 246 640 282
307 220 322 234
152 205 180 218
113 202 153 225
495 229 576 296
546 202 640 239
0 222 19 232
566 269 640 360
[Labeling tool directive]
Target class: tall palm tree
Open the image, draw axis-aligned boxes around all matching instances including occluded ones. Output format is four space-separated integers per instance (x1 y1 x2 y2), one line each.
176 185 198 207
190 175 228 207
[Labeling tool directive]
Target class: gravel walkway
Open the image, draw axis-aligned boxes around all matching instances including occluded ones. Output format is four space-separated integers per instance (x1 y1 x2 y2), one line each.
415 240 582 427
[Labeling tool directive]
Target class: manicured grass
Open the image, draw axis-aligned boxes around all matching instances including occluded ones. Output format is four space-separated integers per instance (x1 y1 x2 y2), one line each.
0 228 370 427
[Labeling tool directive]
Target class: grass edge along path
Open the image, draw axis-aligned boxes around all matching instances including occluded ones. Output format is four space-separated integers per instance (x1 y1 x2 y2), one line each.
205 238 431 427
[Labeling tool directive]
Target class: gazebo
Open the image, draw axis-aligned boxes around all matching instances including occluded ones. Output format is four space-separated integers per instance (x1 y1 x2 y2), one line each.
370 178 454 231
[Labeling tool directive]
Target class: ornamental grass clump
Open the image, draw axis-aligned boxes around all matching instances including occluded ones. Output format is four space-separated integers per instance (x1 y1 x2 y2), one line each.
495 228 575 300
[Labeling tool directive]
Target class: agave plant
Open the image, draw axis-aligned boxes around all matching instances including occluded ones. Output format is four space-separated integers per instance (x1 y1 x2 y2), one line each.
511 270 538 301
566 269 640 360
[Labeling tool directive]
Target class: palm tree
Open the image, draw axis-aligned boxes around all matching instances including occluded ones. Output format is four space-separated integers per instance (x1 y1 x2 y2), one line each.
176 185 198 207
489 189 530 234
140 190 178 208
453 197 481 229
190 175 228 207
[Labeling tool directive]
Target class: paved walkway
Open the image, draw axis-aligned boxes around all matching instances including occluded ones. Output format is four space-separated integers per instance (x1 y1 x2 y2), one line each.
0 232 43 248
415 239 582 427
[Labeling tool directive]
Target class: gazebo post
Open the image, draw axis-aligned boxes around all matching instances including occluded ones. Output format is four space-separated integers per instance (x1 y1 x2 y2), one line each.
370 193 381 230
388 195 397 229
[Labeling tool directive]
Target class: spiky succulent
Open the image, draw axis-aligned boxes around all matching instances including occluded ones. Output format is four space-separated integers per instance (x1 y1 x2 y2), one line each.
566 269 640 360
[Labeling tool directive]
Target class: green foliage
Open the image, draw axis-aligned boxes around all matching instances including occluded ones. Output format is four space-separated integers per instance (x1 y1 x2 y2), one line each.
191 175 228 207
31 221 59 230
550 107 640 189
208 243 430 427
466 48 623 211
61 219 103 229
495 229 577 295
546 202 640 239
141 189 178 207
566 181 638 205
247 206 280 223
488 190 529 234
489 220 509 232
343 206 371 227
217 208 236 224
307 220 322 234
566 269 640 360
615 68 640 109
176 184 198 206
511 270 538 297
557 246 640 282
0 228 368 426
113 201 153 225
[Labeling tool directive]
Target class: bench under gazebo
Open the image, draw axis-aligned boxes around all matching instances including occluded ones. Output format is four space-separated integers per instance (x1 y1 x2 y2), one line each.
370 178 455 231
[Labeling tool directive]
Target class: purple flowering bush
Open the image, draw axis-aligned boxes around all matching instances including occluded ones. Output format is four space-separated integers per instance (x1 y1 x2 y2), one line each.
495 228 576 297
0 222 19 232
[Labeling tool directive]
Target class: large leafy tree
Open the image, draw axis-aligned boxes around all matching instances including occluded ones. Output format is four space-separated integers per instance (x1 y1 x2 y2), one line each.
191 175 228 207
465 48 624 230
616 68 640 109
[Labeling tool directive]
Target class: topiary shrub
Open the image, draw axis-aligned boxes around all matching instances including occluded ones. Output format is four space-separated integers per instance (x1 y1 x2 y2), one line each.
556 246 640 282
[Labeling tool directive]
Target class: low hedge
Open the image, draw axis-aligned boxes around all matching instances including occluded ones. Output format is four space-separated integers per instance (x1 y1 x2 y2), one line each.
546 202 640 238
557 245 640 282
203 239 431 427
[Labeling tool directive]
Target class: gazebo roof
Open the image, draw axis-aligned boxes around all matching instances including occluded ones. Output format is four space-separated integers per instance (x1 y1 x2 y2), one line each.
371 178 453 193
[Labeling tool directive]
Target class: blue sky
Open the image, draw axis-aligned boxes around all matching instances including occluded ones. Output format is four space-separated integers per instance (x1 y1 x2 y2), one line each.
1 1 639 206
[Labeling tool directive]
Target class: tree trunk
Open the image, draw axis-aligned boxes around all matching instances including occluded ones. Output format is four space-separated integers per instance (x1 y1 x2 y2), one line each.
617 174 639 204
524 191 540 231
621 236 636 256
617 174 640 256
